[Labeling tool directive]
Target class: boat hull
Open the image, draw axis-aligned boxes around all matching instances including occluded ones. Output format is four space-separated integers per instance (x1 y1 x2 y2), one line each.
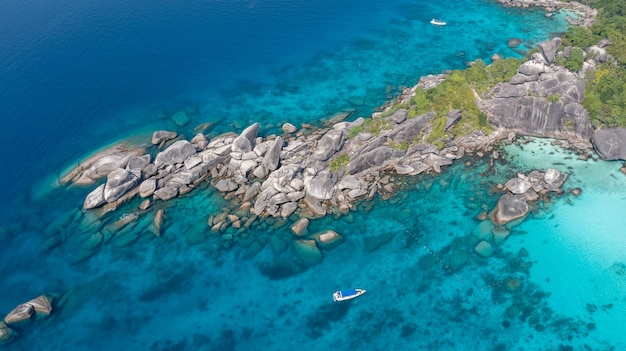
333 288 366 302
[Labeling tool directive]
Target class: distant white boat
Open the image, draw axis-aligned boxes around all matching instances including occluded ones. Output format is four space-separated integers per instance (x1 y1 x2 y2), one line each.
430 19 446 26
333 288 366 302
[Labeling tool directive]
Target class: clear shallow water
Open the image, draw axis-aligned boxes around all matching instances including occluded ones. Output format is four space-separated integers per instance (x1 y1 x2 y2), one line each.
2 0 625 350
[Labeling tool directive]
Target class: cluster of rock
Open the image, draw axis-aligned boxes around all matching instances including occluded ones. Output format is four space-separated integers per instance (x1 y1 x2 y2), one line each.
72 109 504 233
478 36 626 161
1 295 53 345
496 0 596 27
478 37 594 143
472 168 572 258
57 35 626 266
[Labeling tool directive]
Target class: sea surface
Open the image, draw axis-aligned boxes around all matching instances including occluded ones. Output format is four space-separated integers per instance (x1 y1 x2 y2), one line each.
1 0 625 350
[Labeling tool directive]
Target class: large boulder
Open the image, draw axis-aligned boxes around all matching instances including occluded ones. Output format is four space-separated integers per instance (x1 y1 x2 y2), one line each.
537 37 561 64
126 155 150 172
544 168 567 189
387 109 407 124
491 194 528 225
154 140 197 168
291 218 309 236
348 146 394 174
59 144 145 186
590 128 626 160
4 303 34 328
139 179 157 198
263 136 283 171
305 175 334 200
103 168 140 203
151 130 177 145
83 184 106 209
313 129 345 161
26 295 53 318
505 177 531 194
232 123 260 153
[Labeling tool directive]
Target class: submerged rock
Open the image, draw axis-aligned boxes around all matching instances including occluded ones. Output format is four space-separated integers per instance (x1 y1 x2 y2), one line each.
474 240 495 258
290 218 309 236
292 239 323 267
313 230 344 249
0 322 17 345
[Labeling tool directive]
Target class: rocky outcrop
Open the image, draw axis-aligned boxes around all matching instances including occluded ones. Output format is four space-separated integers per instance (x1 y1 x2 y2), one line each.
478 43 593 141
231 122 260 152
478 38 593 141
154 140 196 168
59 144 145 186
491 169 568 226
590 128 626 161
496 0 596 27
491 194 529 225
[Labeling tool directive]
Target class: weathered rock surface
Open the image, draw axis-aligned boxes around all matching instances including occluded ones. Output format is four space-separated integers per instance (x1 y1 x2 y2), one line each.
4 303 34 328
590 128 626 160
151 130 177 145
83 184 107 210
60 144 145 186
491 194 529 225
154 140 196 168
26 295 53 318
104 168 140 203
232 122 260 152
479 53 593 140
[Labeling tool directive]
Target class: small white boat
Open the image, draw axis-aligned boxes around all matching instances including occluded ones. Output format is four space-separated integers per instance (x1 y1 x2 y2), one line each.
430 19 446 26
333 288 366 302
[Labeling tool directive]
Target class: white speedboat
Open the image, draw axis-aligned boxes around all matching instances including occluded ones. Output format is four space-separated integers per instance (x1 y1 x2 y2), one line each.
430 19 446 26
333 288 366 302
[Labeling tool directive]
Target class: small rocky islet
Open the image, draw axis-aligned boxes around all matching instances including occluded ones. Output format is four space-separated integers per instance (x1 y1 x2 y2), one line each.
6 1 626 345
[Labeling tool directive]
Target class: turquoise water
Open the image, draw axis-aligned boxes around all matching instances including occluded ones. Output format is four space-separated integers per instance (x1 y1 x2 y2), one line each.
3 0 625 350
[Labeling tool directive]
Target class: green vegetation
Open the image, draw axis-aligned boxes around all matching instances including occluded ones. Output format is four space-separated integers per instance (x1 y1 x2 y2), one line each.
394 140 409 151
347 117 391 138
329 154 350 172
562 0 626 127
547 93 561 103
565 47 585 71
351 59 514 149
583 63 626 127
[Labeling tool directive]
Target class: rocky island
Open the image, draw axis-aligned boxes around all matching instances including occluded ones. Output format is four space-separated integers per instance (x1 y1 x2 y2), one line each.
5 0 626 348
54 32 626 265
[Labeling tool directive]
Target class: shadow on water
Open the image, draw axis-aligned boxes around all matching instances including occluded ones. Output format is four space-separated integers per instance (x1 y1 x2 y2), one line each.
138 267 196 302
258 258 307 280
305 300 354 339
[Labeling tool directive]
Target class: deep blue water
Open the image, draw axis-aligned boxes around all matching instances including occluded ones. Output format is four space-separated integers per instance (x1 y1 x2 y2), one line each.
3 0 625 350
